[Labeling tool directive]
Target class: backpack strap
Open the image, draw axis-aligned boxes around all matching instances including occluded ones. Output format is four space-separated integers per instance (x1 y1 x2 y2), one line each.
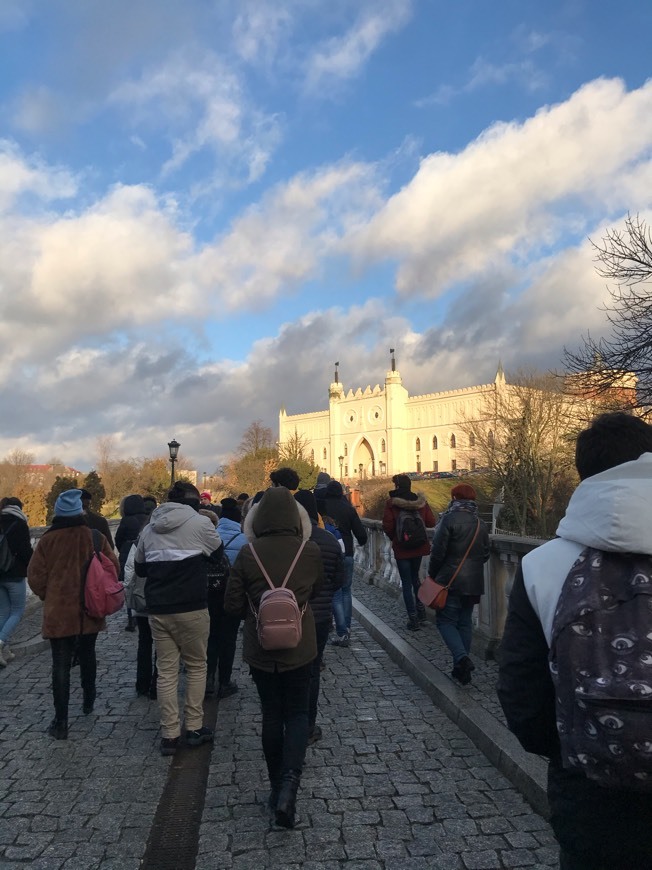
90 528 102 557
248 540 307 591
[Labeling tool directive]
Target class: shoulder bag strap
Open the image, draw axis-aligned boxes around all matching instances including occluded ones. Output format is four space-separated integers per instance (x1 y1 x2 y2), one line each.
445 519 481 592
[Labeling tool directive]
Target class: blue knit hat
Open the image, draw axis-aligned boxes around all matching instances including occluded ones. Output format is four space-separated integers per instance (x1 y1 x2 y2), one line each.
54 489 84 517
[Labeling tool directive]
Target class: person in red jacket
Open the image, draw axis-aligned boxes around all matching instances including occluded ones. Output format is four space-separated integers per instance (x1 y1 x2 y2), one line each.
382 474 437 630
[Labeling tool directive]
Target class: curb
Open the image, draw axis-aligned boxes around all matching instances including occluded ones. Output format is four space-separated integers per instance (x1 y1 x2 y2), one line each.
353 596 549 818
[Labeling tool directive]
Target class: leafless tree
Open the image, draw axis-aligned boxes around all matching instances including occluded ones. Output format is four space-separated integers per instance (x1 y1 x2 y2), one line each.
564 214 652 413
238 420 276 456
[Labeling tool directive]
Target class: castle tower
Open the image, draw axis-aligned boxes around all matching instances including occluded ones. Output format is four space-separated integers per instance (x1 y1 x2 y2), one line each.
384 350 408 476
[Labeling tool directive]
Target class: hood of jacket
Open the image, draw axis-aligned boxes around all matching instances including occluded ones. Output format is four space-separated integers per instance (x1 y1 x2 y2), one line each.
122 494 147 517
556 452 652 554
149 501 198 534
389 493 426 510
243 489 312 542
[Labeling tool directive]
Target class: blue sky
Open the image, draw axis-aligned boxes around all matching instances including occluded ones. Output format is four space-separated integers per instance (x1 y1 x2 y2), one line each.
1 0 651 473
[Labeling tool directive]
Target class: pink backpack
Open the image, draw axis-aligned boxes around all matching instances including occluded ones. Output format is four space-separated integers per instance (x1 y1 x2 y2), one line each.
84 529 125 619
249 541 307 650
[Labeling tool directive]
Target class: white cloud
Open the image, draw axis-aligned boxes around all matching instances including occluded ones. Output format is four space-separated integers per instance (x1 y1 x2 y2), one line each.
350 78 652 298
232 2 295 64
0 140 78 211
305 0 412 92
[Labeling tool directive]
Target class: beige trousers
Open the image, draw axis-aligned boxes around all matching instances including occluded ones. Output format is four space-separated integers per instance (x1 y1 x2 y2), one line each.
149 610 210 738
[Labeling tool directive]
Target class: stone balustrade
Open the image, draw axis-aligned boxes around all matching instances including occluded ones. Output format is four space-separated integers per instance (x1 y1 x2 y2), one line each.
354 518 544 658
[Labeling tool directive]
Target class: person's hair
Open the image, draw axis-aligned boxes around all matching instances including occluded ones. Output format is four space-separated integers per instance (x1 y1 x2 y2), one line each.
79 488 92 502
575 412 652 480
1 496 23 509
269 467 300 490
167 480 201 507
392 473 411 491
451 483 476 501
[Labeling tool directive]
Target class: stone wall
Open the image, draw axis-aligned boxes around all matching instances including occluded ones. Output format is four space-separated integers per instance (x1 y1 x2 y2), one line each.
355 518 543 659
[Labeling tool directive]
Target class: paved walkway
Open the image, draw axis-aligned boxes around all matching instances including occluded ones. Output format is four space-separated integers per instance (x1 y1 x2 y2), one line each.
1 582 558 869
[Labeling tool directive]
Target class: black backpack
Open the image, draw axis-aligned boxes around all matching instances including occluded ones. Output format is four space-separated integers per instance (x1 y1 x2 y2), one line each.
550 546 652 792
395 509 427 549
0 522 17 576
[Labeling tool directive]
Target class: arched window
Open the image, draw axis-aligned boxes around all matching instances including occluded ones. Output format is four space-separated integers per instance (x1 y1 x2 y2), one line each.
415 437 421 452
488 430 495 447
381 439 386 453
450 433 456 448
432 435 438 450
344 444 348 456
322 447 327 460
469 432 475 447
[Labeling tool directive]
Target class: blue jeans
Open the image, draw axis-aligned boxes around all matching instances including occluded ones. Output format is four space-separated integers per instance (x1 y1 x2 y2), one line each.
251 663 312 781
436 595 475 664
0 579 27 643
395 557 423 617
332 555 353 637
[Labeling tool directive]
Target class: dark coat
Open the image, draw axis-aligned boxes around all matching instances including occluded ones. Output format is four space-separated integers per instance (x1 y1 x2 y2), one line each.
84 509 114 550
382 491 437 559
321 487 367 557
27 516 119 638
427 506 489 596
0 507 33 580
224 487 323 672
115 495 148 552
308 522 344 624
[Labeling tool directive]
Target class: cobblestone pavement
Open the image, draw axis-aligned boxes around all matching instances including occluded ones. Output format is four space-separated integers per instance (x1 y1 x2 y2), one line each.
353 577 507 725
2 589 557 869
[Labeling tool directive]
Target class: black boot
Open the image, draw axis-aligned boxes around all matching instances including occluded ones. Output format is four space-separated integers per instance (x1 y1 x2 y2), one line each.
48 719 68 740
125 612 136 632
275 769 301 829
268 778 280 812
83 690 96 715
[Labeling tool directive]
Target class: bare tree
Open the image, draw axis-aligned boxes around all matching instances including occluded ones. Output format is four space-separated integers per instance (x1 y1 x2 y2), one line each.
238 420 276 456
564 214 652 413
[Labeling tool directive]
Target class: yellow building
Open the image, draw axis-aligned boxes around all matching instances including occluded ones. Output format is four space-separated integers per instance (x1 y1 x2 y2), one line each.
279 360 508 481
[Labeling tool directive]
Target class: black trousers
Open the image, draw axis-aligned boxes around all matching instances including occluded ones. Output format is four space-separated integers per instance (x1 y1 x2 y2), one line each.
207 588 240 686
135 616 157 694
251 663 311 783
50 634 97 721
308 619 330 729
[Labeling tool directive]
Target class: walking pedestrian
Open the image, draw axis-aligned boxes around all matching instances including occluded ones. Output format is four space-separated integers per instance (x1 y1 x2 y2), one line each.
427 483 489 684
0 497 33 666
225 487 323 828
382 474 437 631
115 494 148 632
27 489 119 739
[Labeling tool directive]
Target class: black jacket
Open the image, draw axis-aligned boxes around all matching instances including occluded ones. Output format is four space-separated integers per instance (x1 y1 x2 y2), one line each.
427 508 489 596
321 496 367 557
308 522 344 624
115 495 148 552
84 509 114 550
0 507 33 580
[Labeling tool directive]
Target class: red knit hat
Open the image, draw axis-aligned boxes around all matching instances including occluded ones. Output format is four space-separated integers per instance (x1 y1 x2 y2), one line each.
451 483 476 501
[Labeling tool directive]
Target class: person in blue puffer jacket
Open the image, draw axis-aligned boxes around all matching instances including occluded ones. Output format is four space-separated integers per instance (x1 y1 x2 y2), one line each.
205 498 248 699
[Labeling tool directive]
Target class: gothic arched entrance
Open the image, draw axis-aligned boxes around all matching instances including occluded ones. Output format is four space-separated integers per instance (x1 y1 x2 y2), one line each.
353 438 375 480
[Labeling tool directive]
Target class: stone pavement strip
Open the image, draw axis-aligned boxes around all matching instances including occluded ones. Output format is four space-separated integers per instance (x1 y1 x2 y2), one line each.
1 590 558 869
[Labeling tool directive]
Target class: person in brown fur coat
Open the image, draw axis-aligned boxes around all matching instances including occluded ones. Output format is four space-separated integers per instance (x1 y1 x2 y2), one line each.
28 489 119 740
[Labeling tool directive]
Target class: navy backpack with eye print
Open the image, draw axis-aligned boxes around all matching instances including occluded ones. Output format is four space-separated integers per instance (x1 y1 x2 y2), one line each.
550 547 652 791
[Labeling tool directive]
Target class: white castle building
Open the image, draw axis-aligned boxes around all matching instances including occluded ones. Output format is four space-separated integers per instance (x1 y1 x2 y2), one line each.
279 357 508 481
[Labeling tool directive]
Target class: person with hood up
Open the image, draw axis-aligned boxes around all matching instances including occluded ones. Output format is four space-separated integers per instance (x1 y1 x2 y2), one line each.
224 487 323 829
204 497 248 699
321 480 367 647
134 481 222 756
382 474 437 631
497 413 652 869
115 494 149 632
0 497 33 667
294 489 343 745
428 483 489 683
313 472 331 516
27 489 119 739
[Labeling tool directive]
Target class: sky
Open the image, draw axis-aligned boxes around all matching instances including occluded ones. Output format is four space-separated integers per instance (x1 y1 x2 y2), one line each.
1 0 652 475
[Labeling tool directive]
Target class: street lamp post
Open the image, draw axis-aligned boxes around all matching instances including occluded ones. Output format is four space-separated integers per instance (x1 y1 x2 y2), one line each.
168 438 180 486
338 455 344 481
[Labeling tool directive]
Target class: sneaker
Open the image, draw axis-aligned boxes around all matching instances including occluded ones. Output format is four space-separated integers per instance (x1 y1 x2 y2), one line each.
3 644 15 661
452 657 472 686
160 736 179 756
415 605 428 624
0 642 8 667
216 681 238 700
185 726 214 747
307 725 322 745
82 696 95 715
330 633 349 647
406 615 420 631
